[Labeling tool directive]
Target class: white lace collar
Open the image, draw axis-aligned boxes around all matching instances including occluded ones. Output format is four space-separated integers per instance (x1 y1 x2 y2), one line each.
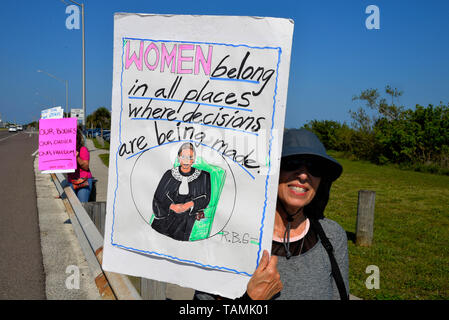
171 167 201 182
171 167 201 195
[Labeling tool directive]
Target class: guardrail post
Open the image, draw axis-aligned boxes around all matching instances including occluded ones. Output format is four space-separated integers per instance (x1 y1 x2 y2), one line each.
82 201 106 237
140 278 167 300
355 190 376 246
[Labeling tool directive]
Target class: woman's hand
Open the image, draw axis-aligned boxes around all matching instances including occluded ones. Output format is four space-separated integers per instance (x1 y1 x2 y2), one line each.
246 250 283 300
169 203 183 213
169 202 193 213
76 151 89 171
182 201 194 211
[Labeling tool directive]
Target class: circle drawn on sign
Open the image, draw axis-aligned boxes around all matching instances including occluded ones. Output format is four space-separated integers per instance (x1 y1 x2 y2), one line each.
129 142 236 241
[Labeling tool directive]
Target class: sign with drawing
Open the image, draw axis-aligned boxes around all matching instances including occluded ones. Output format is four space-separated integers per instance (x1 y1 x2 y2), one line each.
102 13 294 298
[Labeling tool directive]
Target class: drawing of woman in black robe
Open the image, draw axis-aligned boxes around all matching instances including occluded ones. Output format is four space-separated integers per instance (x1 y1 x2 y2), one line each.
151 143 211 241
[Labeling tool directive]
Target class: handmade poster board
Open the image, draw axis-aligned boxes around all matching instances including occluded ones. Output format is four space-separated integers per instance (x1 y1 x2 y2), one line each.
38 117 77 173
41 106 64 120
102 13 294 298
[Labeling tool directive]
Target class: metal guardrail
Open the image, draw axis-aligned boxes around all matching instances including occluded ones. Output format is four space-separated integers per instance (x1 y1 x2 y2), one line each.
51 173 142 300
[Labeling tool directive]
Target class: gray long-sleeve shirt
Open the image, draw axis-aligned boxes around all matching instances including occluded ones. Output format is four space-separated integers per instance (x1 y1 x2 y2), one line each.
274 218 349 300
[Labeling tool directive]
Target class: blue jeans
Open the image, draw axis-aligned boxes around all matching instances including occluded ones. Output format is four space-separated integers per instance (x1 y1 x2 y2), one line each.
70 178 93 203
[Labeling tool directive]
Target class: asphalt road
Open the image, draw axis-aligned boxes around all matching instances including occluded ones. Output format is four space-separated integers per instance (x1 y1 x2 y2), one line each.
0 130 46 299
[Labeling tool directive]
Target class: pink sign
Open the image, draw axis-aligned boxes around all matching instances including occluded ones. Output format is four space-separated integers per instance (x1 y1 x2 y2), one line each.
39 118 77 172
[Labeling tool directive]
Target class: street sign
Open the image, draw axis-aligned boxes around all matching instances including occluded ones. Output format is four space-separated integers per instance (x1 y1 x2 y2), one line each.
70 108 84 124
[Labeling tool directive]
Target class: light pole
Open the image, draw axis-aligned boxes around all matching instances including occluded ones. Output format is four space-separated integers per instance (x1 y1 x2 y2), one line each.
37 70 69 117
63 0 86 128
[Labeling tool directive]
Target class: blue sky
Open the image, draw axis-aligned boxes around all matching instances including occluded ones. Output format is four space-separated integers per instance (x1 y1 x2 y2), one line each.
1 0 448 128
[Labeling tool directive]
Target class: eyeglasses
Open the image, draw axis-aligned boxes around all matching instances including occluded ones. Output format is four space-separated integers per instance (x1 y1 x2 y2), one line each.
179 155 194 161
280 156 325 177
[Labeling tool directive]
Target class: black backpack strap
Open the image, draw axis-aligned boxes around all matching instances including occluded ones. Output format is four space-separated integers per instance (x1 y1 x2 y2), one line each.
310 219 349 300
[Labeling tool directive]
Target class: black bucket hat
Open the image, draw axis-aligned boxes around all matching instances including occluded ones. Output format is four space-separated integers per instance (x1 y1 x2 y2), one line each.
281 128 343 181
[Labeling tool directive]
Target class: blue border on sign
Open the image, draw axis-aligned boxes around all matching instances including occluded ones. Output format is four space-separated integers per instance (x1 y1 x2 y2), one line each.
110 37 282 277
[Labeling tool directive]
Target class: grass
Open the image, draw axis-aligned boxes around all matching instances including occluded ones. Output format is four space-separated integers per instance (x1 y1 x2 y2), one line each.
326 151 449 300
89 137 110 167
89 136 110 150
99 153 110 168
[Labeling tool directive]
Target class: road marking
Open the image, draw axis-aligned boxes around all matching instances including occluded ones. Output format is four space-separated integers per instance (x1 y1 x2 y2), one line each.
0 133 19 142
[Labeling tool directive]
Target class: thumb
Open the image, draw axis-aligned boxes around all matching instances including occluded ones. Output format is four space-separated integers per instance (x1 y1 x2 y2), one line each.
267 254 279 269
255 250 270 272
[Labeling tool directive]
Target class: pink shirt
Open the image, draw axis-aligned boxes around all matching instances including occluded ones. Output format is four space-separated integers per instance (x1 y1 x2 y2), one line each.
68 146 92 180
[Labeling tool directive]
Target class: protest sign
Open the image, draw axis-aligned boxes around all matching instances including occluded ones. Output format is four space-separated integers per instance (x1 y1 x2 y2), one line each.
38 118 77 173
41 106 64 119
102 13 294 298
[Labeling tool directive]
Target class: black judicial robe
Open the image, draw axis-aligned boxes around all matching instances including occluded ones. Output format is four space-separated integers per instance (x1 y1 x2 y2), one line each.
151 166 211 241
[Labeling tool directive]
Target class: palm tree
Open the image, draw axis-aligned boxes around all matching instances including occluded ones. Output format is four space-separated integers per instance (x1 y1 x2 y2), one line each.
87 107 111 137
86 113 95 129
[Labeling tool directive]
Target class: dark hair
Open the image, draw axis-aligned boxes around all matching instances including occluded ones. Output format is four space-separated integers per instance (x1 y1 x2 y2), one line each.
303 177 333 220
178 142 195 156
76 127 84 152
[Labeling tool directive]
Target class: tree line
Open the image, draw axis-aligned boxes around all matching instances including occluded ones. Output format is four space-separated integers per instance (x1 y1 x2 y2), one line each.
86 107 111 131
302 85 449 175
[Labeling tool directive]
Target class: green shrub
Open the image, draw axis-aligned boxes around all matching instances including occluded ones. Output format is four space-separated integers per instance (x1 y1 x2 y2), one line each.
303 87 449 177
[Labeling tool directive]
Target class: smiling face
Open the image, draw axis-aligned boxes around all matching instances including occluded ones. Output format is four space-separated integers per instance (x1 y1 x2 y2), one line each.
277 163 321 213
178 148 195 173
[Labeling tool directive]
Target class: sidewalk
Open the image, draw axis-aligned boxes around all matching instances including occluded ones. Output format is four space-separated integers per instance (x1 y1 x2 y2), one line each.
85 138 109 202
34 157 101 300
85 138 195 300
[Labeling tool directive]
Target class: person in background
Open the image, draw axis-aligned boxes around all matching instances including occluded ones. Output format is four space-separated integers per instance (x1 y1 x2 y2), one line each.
194 128 349 300
68 127 93 203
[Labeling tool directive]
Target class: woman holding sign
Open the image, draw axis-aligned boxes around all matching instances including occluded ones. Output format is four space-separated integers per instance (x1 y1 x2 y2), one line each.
195 128 349 300
68 127 93 203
